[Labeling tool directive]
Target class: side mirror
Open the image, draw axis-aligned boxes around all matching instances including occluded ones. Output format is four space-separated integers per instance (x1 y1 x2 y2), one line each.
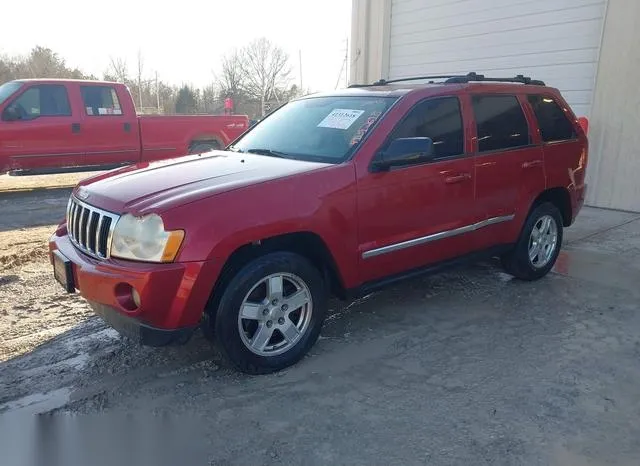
2 106 20 122
372 137 435 172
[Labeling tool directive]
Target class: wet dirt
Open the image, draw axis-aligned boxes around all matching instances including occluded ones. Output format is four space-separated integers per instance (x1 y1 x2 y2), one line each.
1 189 640 465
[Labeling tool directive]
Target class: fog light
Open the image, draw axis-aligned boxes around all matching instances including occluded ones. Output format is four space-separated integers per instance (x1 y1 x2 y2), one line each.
115 283 140 311
132 288 141 308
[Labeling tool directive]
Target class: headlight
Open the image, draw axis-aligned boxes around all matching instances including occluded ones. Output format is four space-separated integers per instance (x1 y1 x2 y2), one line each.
111 213 184 263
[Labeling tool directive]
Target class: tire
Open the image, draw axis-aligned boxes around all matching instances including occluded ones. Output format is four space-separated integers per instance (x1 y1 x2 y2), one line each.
213 252 327 374
501 202 563 281
189 141 220 154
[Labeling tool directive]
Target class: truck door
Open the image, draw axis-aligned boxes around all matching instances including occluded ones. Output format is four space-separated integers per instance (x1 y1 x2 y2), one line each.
0 83 83 172
356 96 479 284
79 84 140 167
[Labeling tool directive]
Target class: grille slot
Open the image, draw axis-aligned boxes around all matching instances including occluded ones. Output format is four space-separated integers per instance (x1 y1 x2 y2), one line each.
66 196 120 259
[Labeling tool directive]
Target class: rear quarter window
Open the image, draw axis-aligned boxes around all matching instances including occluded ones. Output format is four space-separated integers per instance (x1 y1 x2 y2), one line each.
527 95 576 143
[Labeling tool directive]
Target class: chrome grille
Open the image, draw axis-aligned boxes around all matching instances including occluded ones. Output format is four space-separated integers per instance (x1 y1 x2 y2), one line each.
66 196 120 259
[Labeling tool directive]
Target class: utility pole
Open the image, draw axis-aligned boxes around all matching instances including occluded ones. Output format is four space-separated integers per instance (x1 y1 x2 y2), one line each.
155 71 160 112
335 38 349 89
299 49 303 92
137 50 143 110
345 37 349 87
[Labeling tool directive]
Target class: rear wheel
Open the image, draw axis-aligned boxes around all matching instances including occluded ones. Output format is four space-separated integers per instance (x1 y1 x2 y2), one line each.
501 202 563 281
213 252 327 374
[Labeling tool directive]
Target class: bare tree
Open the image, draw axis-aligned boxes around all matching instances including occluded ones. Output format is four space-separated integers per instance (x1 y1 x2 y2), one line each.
106 57 129 82
238 38 291 116
217 50 245 100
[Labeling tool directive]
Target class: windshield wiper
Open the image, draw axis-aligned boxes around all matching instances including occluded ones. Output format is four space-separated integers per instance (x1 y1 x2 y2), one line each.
244 148 291 159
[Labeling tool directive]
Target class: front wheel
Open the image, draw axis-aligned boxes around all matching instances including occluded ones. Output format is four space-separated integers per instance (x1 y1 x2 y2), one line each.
501 202 563 281
213 252 327 374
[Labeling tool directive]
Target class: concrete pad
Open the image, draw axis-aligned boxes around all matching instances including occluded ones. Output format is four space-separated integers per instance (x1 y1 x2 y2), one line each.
565 206 640 244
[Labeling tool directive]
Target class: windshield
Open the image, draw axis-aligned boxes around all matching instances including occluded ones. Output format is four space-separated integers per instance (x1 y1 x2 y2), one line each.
232 96 397 163
0 82 22 106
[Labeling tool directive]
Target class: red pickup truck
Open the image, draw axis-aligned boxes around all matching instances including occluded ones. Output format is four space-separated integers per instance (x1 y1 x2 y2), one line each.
49 73 588 374
0 79 248 174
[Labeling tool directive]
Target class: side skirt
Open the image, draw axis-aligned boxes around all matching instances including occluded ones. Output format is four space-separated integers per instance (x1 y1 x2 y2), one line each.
346 244 513 300
9 163 131 177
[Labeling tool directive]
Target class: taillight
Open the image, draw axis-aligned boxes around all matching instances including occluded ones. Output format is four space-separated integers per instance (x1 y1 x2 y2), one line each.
578 116 589 135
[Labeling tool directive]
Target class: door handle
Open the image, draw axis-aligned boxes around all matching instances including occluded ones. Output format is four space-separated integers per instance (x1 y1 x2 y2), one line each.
71 123 81 134
522 160 543 169
444 173 471 184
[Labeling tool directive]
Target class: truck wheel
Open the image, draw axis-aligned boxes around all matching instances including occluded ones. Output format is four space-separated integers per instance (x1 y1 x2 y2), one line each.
501 202 563 281
214 252 327 374
189 141 220 154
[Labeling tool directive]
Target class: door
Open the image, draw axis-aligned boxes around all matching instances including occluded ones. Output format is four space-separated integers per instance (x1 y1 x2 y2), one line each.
79 84 140 166
527 93 585 200
0 84 83 171
471 94 546 247
357 96 478 284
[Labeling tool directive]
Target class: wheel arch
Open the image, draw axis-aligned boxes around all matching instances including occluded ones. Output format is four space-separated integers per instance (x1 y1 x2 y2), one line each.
529 187 572 227
204 231 347 326
188 133 225 152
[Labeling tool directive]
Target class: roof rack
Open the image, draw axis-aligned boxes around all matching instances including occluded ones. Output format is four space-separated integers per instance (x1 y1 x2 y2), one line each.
349 72 545 87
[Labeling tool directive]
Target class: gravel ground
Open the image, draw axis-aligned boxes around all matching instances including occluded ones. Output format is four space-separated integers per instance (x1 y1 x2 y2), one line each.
1 188 640 465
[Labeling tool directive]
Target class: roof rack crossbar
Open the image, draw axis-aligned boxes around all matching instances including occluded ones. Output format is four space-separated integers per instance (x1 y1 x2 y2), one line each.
370 74 474 86
349 72 545 87
445 73 545 85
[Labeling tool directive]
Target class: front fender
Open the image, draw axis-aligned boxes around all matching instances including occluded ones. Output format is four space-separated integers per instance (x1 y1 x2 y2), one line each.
164 165 360 288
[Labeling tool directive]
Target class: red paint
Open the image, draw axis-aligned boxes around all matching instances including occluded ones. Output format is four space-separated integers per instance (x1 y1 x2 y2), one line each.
0 79 248 173
48 81 588 331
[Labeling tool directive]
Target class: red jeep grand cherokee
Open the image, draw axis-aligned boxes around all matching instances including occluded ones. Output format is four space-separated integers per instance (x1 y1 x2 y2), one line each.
49 73 588 374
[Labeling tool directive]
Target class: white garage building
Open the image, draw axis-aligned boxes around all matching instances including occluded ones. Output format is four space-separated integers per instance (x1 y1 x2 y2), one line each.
350 0 640 212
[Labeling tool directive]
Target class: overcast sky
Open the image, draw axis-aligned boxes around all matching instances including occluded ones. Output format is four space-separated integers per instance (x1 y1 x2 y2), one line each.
1 0 352 91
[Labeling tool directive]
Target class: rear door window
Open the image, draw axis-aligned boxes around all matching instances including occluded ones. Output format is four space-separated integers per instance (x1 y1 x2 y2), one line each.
80 86 123 116
472 95 530 152
389 96 464 160
527 95 576 143
7 85 71 119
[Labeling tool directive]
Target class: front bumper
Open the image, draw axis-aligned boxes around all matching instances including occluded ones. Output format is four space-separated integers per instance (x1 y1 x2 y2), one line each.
90 301 194 346
49 227 222 341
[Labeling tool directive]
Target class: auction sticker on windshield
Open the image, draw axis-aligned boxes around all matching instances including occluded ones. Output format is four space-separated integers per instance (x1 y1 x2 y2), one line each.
317 109 365 130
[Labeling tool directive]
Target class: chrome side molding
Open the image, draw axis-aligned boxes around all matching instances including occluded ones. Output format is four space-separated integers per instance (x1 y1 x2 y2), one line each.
362 215 515 259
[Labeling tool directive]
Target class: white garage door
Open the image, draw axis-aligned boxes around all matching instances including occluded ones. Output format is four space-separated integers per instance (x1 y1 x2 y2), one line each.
388 0 607 117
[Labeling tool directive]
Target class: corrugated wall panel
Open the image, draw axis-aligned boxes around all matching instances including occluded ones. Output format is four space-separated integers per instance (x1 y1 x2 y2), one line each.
389 0 607 117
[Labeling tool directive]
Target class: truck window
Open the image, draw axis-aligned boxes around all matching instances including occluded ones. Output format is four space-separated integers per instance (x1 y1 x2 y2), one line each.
388 97 464 159
472 95 530 152
80 86 123 116
5 85 71 119
0 82 23 106
527 95 576 143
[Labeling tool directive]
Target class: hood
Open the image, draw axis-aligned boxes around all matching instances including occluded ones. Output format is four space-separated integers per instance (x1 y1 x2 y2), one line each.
75 151 330 213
